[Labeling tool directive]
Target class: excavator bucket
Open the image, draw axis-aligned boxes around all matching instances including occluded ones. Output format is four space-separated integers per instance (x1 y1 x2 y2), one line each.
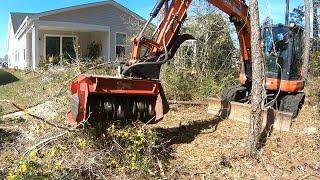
207 98 294 132
67 74 169 127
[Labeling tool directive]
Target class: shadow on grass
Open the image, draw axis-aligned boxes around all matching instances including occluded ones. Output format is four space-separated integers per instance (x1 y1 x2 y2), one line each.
154 101 231 146
0 128 20 148
0 69 19 85
154 100 276 150
154 116 224 146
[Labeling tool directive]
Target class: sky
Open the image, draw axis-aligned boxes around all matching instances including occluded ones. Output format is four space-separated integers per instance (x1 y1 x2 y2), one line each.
0 0 305 58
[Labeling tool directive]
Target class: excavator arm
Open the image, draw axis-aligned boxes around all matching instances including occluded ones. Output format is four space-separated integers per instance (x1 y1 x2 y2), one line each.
123 0 251 84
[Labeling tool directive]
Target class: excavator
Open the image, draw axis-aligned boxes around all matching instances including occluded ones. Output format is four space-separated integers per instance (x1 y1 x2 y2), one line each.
67 0 306 130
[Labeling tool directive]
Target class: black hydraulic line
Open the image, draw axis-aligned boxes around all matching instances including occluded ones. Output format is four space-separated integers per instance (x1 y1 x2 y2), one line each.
121 34 195 77
151 0 169 18
121 54 167 77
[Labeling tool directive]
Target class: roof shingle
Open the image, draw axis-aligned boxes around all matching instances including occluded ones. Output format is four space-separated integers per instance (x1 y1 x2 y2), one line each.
10 12 34 33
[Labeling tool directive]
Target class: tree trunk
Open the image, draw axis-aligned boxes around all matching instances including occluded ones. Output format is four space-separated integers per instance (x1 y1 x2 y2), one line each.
247 0 265 155
303 0 311 80
313 0 319 51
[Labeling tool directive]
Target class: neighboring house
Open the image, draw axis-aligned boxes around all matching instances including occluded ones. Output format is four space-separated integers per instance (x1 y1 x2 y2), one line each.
6 0 144 70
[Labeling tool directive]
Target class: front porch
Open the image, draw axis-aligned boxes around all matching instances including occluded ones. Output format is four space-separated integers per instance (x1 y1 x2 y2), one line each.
26 21 110 70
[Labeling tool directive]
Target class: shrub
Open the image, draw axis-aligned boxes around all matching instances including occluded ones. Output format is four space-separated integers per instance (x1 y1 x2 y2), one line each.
310 52 320 77
87 41 102 59
161 64 238 101
38 57 48 69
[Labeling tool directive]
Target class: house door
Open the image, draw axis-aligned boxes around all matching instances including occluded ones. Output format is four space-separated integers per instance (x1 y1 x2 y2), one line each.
45 36 60 61
45 35 77 62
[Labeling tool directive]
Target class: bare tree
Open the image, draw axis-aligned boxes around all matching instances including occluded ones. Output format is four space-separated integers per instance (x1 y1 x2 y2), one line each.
247 0 264 155
303 0 311 80
313 0 319 51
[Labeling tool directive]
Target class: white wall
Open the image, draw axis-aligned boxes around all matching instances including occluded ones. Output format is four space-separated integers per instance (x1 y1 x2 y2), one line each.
17 34 27 69
7 19 28 69
88 31 109 60
7 20 18 69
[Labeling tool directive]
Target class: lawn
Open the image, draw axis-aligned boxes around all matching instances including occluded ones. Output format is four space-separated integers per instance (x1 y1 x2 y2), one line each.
0 68 75 114
0 66 117 114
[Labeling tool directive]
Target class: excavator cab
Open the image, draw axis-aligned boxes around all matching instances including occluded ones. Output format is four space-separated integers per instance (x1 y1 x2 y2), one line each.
263 24 304 82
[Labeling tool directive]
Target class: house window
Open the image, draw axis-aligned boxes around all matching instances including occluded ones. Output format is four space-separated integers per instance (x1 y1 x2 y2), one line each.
45 35 77 61
62 37 76 59
115 33 128 58
46 36 60 60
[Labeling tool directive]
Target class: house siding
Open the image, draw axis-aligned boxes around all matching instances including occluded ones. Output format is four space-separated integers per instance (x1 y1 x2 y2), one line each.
39 4 140 60
7 18 20 69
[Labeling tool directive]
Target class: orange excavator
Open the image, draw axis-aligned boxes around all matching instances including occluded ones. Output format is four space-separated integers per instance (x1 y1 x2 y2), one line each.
67 0 305 128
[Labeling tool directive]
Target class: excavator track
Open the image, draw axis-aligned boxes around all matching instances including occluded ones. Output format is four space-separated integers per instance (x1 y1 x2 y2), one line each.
279 92 305 118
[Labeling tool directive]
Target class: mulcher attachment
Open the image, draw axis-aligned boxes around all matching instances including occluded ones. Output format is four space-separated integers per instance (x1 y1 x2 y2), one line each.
67 75 169 127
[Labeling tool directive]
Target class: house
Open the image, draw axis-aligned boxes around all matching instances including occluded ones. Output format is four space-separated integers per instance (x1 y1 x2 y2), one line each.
6 0 145 70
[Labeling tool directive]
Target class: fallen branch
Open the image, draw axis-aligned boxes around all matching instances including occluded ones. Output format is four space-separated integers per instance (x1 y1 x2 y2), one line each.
24 131 68 156
0 100 75 132
168 100 207 106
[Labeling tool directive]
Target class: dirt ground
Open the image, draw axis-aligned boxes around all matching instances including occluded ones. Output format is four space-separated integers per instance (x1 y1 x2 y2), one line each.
150 104 320 179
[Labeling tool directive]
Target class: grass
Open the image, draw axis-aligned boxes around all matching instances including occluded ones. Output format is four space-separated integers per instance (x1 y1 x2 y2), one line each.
0 69 74 114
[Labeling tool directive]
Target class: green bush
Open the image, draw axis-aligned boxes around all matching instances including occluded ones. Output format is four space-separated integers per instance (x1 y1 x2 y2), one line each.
161 65 238 101
87 41 102 59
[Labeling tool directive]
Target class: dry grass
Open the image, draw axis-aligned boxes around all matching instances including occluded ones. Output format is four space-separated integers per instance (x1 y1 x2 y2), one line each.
150 104 319 179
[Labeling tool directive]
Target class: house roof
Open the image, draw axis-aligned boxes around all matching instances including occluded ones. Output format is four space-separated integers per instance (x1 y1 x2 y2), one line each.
36 0 145 21
10 0 145 35
10 12 34 33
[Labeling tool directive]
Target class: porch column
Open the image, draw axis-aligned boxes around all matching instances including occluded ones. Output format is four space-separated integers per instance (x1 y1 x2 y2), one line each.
25 32 31 67
32 24 39 70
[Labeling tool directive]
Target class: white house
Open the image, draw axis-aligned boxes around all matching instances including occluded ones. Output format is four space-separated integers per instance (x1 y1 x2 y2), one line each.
6 0 144 70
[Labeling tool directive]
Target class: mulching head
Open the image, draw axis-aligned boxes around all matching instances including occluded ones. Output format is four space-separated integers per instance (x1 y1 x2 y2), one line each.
67 74 169 127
